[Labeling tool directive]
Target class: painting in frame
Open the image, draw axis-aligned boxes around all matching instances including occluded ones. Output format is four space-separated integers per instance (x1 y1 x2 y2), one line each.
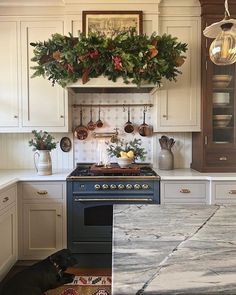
82 11 143 37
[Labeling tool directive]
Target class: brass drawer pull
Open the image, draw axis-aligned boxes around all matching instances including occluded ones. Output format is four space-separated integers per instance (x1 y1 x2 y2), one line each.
37 190 48 195
3 197 9 203
219 156 227 161
180 189 191 193
229 190 236 195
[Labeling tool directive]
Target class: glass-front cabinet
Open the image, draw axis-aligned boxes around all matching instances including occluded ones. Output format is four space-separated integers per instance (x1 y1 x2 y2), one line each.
211 64 235 145
192 0 236 172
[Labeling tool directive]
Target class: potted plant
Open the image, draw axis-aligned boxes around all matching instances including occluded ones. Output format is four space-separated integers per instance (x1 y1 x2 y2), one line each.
106 138 147 168
29 130 57 175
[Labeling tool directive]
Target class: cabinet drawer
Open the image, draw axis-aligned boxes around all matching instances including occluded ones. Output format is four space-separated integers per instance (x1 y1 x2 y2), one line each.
161 181 207 204
22 182 64 200
206 152 236 166
213 182 236 204
0 185 17 211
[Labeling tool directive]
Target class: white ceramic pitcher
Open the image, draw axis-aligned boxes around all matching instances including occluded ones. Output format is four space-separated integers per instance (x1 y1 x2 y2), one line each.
34 150 52 175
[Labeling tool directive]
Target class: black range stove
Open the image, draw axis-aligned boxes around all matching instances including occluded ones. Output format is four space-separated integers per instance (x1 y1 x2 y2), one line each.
66 163 160 267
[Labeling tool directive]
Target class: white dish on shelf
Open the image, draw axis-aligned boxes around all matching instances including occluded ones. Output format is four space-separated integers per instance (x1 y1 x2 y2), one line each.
213 81 231 88
213 92 230 105
212 75 232 82
213 141 230 144
213 114 232 127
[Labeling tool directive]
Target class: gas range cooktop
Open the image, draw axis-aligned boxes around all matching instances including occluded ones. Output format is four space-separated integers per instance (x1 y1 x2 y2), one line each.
67 163 159 178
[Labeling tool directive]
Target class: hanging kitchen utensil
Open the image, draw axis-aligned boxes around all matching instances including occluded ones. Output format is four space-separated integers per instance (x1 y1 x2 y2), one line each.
87 106 96 131
96 105 103 128
124 106 134 133
74 108 88 140
138 107 153 137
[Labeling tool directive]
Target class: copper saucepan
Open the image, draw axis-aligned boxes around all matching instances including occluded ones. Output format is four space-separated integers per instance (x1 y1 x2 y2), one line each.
87 106 96 131
138 108 153 137
96 106 103 128
74 108 88 140
124 106 134 133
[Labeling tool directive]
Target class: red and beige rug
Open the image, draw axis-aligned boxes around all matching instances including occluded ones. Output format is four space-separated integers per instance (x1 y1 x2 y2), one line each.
46 268 111 295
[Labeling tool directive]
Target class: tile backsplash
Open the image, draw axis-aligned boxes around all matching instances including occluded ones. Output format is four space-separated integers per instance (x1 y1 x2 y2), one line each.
0 93 192 170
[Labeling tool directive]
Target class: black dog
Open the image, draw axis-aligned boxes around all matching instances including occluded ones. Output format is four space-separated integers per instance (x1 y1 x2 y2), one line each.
1 248 77 295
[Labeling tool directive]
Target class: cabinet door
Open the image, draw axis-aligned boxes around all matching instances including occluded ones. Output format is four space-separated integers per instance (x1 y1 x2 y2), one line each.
21 21 66 129
0 205 17 281
154 18 201 132
0 21 19 127
23 203 63 259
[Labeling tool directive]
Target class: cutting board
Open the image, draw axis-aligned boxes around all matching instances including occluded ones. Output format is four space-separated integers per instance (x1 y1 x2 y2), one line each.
90 163 140 174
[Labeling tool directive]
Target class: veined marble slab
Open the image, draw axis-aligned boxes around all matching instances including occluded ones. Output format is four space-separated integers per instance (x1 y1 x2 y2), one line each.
112 205 236 295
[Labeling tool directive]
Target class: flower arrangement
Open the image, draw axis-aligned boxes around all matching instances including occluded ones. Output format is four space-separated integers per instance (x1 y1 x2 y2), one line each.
28 130 57 151
30 29 187 88
106 138 147 161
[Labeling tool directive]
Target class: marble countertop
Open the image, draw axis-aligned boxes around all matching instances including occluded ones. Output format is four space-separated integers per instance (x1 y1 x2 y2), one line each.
112 204 236 294
0 169 71 190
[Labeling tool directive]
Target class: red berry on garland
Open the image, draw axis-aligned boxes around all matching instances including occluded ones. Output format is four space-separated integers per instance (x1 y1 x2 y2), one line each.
112 55 122 71
89 50 100 59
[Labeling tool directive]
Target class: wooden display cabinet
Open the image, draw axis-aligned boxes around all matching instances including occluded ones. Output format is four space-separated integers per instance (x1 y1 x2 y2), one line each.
191 0 236 172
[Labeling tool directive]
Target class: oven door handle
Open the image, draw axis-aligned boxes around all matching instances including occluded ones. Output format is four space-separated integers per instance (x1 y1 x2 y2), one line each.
74 198 153 202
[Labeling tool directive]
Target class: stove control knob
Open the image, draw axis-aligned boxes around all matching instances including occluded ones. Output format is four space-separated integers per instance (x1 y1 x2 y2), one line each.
110 184 117 190
118 184 125 190
126 184 133 190
94 184 101 190
142 184 149 190
102 184 109 190
134 184 141 190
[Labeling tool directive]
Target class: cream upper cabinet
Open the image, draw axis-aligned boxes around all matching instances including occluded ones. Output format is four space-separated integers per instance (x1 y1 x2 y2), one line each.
21 20 69 131
153 18 201 132
0 21 19 127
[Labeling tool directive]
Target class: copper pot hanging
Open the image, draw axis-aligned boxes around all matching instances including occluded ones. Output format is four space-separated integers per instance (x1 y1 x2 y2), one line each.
74 108 88 140
124 106 134 133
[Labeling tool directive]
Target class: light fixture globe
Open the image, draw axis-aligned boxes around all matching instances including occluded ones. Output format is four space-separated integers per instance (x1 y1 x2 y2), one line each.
209 23 236 65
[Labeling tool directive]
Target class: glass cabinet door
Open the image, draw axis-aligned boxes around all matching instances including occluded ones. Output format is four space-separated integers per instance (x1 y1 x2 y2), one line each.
210 64 235 145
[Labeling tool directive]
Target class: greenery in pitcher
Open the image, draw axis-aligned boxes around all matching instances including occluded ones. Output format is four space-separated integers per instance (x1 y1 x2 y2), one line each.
28 130 57 151
106 138 147 161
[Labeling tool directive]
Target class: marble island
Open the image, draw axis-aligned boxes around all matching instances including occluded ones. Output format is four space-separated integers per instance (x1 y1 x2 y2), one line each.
112 205 236 294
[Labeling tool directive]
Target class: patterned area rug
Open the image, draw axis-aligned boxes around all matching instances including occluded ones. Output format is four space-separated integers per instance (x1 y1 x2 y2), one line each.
46 275 111 295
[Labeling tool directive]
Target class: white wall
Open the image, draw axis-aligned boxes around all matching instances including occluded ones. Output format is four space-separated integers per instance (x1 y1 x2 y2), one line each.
0 133 73 170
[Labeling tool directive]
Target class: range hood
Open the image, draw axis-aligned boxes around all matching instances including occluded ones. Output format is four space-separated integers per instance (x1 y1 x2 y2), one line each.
67 77 158 94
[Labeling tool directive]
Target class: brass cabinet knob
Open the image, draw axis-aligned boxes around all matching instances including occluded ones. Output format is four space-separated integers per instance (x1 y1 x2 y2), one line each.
37 190 48 195
3 197 9 203
180 188 191 193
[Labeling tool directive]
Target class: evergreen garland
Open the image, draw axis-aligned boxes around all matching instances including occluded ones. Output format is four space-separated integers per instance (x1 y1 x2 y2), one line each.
30 29 187 88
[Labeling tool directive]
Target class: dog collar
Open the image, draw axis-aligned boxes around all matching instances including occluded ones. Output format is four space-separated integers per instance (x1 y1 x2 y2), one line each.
49 256 63 278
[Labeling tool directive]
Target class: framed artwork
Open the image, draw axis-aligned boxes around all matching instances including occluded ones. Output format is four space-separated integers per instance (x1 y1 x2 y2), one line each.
82 11 143 36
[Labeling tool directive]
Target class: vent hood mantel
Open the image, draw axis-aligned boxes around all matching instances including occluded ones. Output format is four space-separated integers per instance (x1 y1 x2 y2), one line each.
67 77 158 94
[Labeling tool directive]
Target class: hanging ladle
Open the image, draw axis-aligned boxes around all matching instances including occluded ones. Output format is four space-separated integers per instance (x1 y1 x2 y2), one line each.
87 106 96 131
96 106 103 128
124 106 134 133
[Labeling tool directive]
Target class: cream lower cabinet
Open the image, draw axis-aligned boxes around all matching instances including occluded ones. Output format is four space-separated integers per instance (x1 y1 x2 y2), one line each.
161 180 209 204
153 17 201 132
0 184 17 281
211 181 236 205
18 181 66 260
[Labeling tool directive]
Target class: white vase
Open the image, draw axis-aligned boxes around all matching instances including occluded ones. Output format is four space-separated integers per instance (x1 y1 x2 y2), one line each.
34 150 52 175
158 148 174 170
117 157 133 168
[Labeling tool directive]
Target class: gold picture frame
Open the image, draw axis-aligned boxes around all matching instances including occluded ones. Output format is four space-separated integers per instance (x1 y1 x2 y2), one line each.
82 11 143 36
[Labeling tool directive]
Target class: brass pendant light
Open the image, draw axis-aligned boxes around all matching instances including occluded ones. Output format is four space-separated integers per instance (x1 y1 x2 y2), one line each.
203 0 236 65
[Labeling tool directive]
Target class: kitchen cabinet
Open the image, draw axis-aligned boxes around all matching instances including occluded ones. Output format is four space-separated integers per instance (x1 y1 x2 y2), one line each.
161 180 209 204
192 0 236 172
211 181 236 204
153 17 201 132
21 20 69 132
0 21 19 128
0 184 17 281
18 181 66 260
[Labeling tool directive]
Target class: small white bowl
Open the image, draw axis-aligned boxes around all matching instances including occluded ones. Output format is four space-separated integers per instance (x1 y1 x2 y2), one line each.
213 92 230 105
117 157 133 168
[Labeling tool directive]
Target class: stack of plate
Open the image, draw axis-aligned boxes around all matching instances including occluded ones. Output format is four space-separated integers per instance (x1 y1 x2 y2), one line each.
213 92 230 105
213 114 232 127
212 75 232 88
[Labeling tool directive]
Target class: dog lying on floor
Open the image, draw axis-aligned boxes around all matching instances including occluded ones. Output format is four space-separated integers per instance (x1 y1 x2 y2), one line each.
1 248 77 295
